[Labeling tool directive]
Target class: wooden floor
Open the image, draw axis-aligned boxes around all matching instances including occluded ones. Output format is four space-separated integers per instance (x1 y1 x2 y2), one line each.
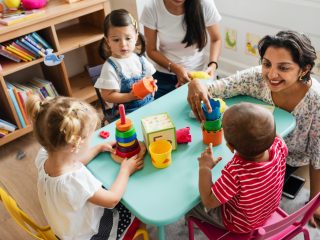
0 114 310 239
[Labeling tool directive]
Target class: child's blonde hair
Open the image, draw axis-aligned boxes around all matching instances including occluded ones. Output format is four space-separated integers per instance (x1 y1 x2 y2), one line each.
26 96 100 152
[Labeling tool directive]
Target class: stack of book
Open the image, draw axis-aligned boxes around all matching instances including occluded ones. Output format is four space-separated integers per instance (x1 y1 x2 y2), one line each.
0 32 52 63
0 9 45 26
0 119 17 138
5 78 59 128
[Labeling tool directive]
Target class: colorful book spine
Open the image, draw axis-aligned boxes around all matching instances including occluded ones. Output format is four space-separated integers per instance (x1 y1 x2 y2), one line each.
0 129 9 138
15 39 40 58
31 32 52 49
0 119 17 132
24 35 46 53
0 45 21 62
11 42 36 60
13 87 30 125
6 82 26 128
32 78 54 97
20 37 45 57
6 45 32 61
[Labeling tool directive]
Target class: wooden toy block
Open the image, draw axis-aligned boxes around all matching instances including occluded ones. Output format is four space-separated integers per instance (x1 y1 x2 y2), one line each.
141 113 177 150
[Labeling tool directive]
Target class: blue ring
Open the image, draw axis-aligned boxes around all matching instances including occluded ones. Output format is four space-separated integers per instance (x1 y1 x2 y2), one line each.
116 133 137 143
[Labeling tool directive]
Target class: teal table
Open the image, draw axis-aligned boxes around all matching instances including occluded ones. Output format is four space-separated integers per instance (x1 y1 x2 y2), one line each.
87 84 296 240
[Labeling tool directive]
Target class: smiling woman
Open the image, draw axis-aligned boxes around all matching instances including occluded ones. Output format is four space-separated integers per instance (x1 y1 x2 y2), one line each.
187 30 320 228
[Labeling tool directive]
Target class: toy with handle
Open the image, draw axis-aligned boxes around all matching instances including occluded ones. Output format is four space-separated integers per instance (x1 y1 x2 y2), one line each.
132 77 156 99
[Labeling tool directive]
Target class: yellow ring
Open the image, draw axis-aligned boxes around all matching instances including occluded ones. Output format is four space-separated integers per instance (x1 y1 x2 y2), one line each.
118 139 136 147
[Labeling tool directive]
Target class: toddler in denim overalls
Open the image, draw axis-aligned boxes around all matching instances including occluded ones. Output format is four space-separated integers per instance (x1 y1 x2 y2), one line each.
94 9 156 121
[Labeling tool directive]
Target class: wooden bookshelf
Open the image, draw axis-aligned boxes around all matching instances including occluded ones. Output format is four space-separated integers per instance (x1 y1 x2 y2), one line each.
0 0 109 146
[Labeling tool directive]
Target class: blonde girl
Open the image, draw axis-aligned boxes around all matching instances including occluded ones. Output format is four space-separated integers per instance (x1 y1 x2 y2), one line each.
26 96 143 240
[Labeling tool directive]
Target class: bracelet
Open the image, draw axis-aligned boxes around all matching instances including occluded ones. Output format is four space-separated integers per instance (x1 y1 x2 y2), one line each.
208 61 218 70
167 62 172 72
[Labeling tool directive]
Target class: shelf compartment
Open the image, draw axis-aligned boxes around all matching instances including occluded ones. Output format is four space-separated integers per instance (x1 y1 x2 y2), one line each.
0 125 32 146
56 23 103 53
69 71 97 103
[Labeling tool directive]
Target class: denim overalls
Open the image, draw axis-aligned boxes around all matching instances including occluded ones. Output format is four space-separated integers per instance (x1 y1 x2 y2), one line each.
107 56 153 113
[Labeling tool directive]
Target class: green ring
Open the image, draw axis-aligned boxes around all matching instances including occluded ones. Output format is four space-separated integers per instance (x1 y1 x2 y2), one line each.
204 118 222 131
115 126 136 139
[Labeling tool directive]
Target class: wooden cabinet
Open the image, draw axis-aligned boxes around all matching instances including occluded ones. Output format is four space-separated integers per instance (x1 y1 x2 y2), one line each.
0 0 110 146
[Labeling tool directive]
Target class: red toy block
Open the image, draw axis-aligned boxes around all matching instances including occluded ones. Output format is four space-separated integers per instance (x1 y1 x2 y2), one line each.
99 130 110 139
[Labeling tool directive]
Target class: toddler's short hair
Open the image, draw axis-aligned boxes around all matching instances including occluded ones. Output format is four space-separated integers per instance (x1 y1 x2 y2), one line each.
222 102 276 158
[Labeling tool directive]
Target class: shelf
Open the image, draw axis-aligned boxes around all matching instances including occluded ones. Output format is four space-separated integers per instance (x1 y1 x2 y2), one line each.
0 125 32 146
57 23 104 53
69 71 97 103
0 58 44 77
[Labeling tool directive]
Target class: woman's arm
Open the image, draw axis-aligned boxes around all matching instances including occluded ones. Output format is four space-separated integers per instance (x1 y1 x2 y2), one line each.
206 24 222 76
144 26 190 85
101 89 137 104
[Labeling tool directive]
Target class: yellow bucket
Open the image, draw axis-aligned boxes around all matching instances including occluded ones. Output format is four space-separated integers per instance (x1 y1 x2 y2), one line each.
149 140 172 168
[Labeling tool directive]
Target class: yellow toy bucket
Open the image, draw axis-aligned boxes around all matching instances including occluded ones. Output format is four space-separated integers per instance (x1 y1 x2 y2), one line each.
149 140 172 168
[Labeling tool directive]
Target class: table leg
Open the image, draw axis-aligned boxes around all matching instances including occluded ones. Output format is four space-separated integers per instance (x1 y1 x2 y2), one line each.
157 225 166 240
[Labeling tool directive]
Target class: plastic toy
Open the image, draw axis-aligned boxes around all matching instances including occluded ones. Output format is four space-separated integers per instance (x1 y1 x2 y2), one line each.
189 71 210 80
111 104 146 163
22 0 47 10
132 77 156 99
201 98 226 146
149 140 172 168
176 127 192 144
44 49 64 66
141 113 177 150
4 0 20 9
99 131 110 139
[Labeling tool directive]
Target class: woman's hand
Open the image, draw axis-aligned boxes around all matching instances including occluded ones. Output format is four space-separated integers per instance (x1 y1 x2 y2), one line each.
121 155 144 176
171 63 191 87
205 65 216 77
198 143 222 170
187 79 211 121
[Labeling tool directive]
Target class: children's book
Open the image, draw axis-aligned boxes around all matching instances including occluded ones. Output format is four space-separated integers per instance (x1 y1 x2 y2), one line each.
13 87 30 125
31 32 52 50
11 42 36 60
20 37 45 57
0 44 21 62
24 35 46 53
5 45 31 61
5 82 26 128
0 119 17 132
0 9 45 26
15 39 41 58
32 78 58 97
0 129 9 138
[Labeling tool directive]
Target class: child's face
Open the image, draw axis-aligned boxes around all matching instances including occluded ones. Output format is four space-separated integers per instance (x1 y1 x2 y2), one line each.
261 46 303 93
106 25 138 59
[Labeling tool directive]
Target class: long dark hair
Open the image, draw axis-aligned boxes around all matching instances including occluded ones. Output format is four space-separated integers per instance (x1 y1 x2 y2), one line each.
258 30 317 82
182 0 207 51
99 9 146 60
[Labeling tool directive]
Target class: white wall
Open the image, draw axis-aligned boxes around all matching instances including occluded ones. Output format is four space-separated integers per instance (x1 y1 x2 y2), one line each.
134 0 320 80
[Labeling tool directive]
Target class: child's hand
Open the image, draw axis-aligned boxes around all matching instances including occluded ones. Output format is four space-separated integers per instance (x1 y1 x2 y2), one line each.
198 143 222 169
100 141 116 154
121 154 144 175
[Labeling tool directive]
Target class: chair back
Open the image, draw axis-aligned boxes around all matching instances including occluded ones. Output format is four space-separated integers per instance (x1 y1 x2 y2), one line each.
0 188 57 240
253 192 320 240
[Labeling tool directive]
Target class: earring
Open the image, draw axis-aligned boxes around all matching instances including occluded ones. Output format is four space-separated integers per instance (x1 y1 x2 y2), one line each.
299 75 304 81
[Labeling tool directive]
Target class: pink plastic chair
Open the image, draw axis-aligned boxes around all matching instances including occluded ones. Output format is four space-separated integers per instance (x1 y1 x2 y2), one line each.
188 192 320 240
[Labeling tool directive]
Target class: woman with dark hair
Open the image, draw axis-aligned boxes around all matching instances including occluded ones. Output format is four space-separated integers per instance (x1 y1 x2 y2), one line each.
187 30 320 227
140 0 222 99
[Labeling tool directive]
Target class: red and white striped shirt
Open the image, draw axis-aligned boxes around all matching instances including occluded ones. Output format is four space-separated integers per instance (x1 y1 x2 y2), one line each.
211 137 288 233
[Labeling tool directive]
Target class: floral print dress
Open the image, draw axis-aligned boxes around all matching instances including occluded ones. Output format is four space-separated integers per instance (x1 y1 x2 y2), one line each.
207 65 320 169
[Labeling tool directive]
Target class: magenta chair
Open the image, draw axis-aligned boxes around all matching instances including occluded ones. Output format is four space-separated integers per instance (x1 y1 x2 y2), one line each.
188 192 320 240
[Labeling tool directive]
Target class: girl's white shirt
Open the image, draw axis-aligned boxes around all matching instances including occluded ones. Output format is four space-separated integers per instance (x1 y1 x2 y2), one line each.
35 148 105 240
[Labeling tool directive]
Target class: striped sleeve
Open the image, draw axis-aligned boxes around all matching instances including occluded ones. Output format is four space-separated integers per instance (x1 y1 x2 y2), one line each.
211 163 239 204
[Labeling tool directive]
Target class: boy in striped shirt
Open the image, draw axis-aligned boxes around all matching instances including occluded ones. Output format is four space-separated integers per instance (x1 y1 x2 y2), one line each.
188 102 288 233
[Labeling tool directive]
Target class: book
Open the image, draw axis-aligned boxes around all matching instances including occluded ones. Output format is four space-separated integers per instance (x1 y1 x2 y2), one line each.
20 37 45 57
0 44 21 62
24 35 46 54
0 119 17 132
0 9 45 26
0 129 9 138
12 42 36 60
6 45 32 61
13 87 30 125
15 39 41 58
31 32 52 50
6 82 26 128
28 79 49 98
32 78 58 97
